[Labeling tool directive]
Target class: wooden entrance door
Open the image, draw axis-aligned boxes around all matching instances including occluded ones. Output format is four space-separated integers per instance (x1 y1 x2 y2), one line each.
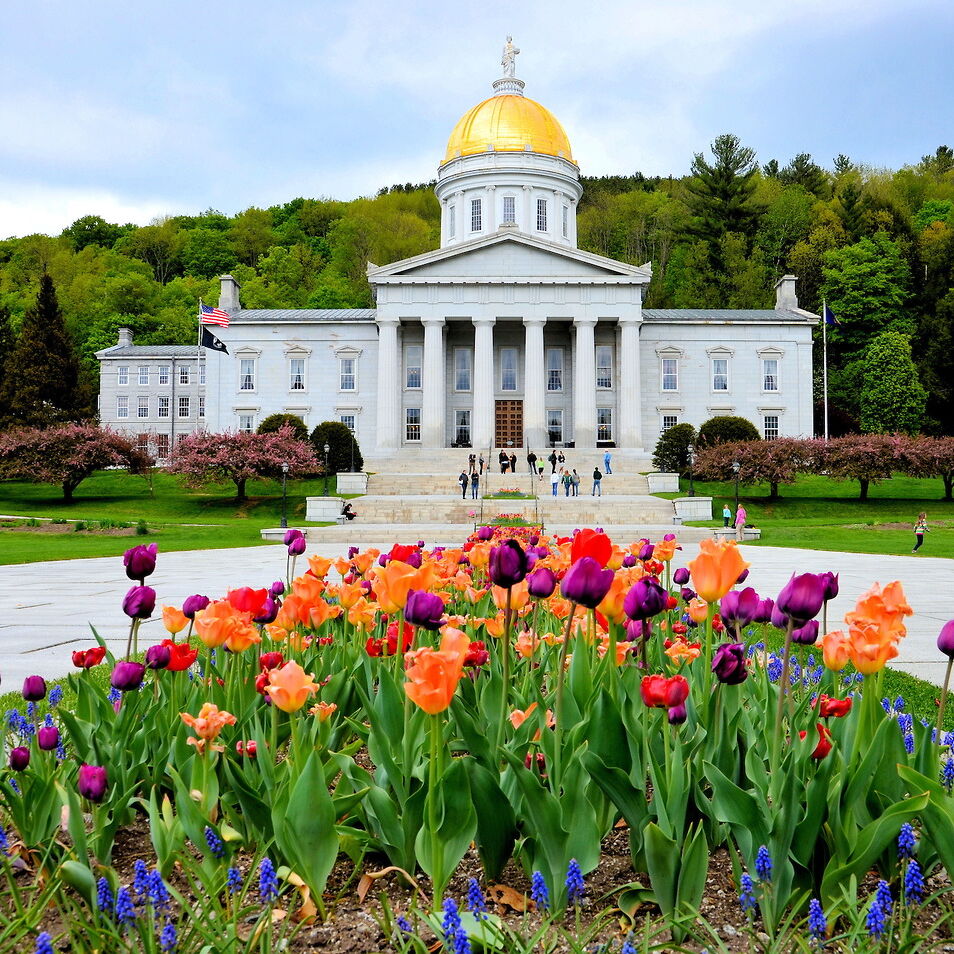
495 400 523 448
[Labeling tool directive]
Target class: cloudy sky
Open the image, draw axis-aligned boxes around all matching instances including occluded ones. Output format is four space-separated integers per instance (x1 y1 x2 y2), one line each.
1 0 951 238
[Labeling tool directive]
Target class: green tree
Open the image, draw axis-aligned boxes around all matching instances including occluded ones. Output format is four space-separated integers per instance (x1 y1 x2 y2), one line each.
181 228 236 279
778 153 829 198
697 415 761 447
258 413 308 440
117 219 183 284
858 332 926 434
835 182 865 241
62 215 125 251
310 420 364 474
0 305 14 425
230 207 275 266
757 185 814 270
651 422 696 474
917 289 954 434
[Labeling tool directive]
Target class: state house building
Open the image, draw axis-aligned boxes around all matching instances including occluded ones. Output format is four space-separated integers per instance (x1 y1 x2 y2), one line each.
98 52 817 460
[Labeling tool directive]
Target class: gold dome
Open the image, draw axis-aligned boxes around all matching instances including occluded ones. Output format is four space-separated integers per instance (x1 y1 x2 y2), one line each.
441 93 576 166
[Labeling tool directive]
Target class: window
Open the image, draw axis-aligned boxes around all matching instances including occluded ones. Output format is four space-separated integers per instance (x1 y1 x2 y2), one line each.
546 348 563 391
238 414 255 433
597 407 613 442
155 434 170 459
239 359 255 391
662 358 678 391
470 198 482 232
340 414 355 433
763 358 779 391
448 205 456 238
158 396 170 418
501 348 517 391
764 415 780 440
405 345 422 389
198 396 205 419
179 366 190 385
138 366 149 386
661 415 678 433
562 205 569 238
536 198 547 231
339 357 356 391
158 366 169 385
178 396 190 418
116 395 128 419
596 346 613 389
405 408 421 442
546 409 563 445
117 366 128 386
712 358 728 391
199 363 206 386
138 396 149 419
289 358 305 391
454 348 472 391
135 434 150 454
503 195 516 224
454 410 471 446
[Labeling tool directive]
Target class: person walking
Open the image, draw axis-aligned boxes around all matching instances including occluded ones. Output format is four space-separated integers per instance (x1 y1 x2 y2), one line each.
571 469 580 496
478 454 485 476
499 450 508 474
592 466 602 496
458 470 469 499
722 503 732 527
527 450 537 475
471 471 480 500
509 452 517 474
562 468 572 497
548 450 558 473
735 504 747 541
558 451 566 468
603 450 612 475
550 469 559 496
913 512 929 552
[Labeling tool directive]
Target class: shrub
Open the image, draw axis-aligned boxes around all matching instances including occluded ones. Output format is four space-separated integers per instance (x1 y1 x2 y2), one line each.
136 519 149 535
697 415 761 447
310 421 364 474
258 413 308 441
652 423 696 475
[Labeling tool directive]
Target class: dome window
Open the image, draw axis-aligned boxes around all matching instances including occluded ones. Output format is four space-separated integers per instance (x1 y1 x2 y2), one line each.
503 195 516 224
536 198 548 232
471 198 483 232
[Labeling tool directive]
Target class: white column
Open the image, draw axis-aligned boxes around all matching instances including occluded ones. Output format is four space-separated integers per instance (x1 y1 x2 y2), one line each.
421 317 446 448
485 185 496 232
618 317 643 449
472 317 496 452
573 316 598 447
521 185 532 234
523 316 546 451
376 316 401 451
455 190 466 243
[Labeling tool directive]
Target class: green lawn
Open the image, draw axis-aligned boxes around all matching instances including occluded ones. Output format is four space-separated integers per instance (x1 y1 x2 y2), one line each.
662 473 954 558
0 470 338 564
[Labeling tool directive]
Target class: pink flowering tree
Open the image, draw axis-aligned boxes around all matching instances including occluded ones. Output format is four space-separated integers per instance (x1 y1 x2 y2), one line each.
901 435 954 500
0 424 153 501
693 438 810 499
817 433 915 500
166 425 319 501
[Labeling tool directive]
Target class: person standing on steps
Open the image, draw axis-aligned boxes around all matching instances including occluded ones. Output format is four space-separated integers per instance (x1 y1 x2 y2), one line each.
722 503 732 527
571 469 580 496
603 450 612 475
735 503 747 541
558 450 566 469
912 512 929 552
471 470 480 500
499 450 508 474
478 454 485 476
468 453 476 474
509 452 517 475
548 450 558 473
527 450 537 475
550 469 559 496
458 470 469 499
592 466 602 496
563 468 572 496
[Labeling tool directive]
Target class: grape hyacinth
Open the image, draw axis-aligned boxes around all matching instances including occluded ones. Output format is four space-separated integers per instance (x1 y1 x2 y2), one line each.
258 857 279 903
148 870 171 915
160 922 177 953
866 898 886 938
754 845 773 882
33 933 54 954
0 826 8 855
903 732 915 755
204 826 225 859
565 858 585 904
807 898 826 945
133 859 149 898
739 873 757 913
898 823 916 859
48 685 63 708
621 943 637 954
96 876 114 914
115 887 136 930
466 878 488 920
107 687 122 704
530 871 550 911
441 898 470 954
226 867 243 894
942 758 954 793
904 859 925 905
875 879 892 917
395 915 413 935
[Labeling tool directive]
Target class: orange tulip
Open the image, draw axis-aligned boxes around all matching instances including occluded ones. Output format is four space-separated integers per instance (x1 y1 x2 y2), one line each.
335 581 366 610
515 630 541 658
292 573 326 606
266 661 320 713
403 627 469 715
820 630 851 671
308 599 342 630
309 701 338 721
483 614 508 639
224 618 262 653
598 636 636 665
492 579 529 612
347 597 378 632
194 601 248 649
687 597 709 624
462 584 488 604
333 557 352 578
181 702 237 754
597 574 630 625
510 702 556 731
653 537 679 562
373 561 419 614
467 543 491 571
665 639 701 666
846 580 912 640
162 606 189 635
307 555 333 579
845 619 900 675
687 538 750 603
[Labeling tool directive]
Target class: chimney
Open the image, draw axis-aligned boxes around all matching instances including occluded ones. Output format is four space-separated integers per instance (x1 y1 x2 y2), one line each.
219 274 242 313
774 274 798 310
118 327 133 347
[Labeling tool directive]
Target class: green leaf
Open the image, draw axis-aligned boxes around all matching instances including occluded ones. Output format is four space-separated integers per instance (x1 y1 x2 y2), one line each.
643 822 678 918
466 761 516 880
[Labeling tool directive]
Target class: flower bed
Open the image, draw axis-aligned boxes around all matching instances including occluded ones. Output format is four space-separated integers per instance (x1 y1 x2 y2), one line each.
3 531 954 951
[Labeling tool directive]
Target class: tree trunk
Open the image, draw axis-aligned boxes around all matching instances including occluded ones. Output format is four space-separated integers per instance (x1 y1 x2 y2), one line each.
769 481 780 500
235 477 247 502
859 478 869 501
944 474 953 501
62 480 74 502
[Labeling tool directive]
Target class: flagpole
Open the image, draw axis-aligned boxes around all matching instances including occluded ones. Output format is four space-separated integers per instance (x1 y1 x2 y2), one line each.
822 298 829 441
197 299 205 432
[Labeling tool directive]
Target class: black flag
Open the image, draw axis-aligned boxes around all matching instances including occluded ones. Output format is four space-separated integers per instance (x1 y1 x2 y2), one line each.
200 326 229 354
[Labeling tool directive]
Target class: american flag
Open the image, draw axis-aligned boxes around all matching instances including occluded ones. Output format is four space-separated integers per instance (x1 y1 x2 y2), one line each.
199 304 230 327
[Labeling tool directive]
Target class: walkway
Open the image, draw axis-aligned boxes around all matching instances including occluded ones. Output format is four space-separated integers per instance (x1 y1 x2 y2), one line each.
1 537 951 687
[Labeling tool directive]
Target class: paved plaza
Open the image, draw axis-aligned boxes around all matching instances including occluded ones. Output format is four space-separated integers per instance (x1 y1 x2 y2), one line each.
1 536 951 688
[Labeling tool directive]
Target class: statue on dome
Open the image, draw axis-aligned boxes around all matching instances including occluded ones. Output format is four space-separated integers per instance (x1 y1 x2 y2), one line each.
501 35 520 77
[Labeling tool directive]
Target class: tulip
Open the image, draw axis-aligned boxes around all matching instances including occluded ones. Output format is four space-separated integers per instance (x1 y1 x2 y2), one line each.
259 651 285 671
625 618 652 642
711 643 748 684
22 675 47 701
791 620 820 645
570 529 612 567
236 739 258 758
798 723 832 760
719 587 760 628
123 585 156 620
770 602 790 630
145 644 171 670
464 640 490 668
404 628 469 714
72 647 107 669
820 629 851 671
668 703 687 725
252 597 280 625
287 535 307 556
938 620 954 658
673 567 690 586
527 567 557 599
78 764 108 802
283 528 303 546
123 543 158 582
161 606 189 635
776 573 826 624
162 639 198 672
9 747 30 771
641 674 690 709
621 554 637 568
680 586 696 602
181 703 238 753
476 526 494 541
270 580 285 597
817 694 852 718
686 597 709 624
266 661 320 713
489 539 528 588
404 589 446 631
623 577 668 620
638 542 655 561
228 587 269 616
736 568 750 584
37 726 59 751
182 594 210 619
753 598 774 624
560 556 614 609
111 661 146 691
820 572 839 602
687 538 750 604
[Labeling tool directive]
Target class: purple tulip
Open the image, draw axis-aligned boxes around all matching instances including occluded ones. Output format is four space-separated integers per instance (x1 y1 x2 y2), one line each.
719 587 760 628
476 526 494 541
527 568 557 599
145 644 171 670
287 535 306 557
776 573 826 623
770 602 790 630
110 661 146 692
9 746 30 771
820 572 839 602
528 535 540 546
417 540 425 549
22 675 47 702
736 568 749 584
283 528 303 546
405 550 422 569
792 620 820 645
624 577 668 620
668 703 687 725
122 585 156 620
78 764 108 802
638 543 655 561
663 533 677 542
270 580 285 597
378 553 390 567
621 554 637 568
347 546 359 558
404 589 446 630
560 557 614 609
37 726 60 751
673 567 690 586
712 643 749 685
182 594 210 619
625 618 652 642
680 586 696 602
458 555 470 566
489 539 528 588
123 543 158 582
938 621 954 658
253 597 280 625
754 598 775 624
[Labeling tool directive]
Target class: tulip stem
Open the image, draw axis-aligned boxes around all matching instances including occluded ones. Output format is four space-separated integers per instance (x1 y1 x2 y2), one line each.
938 657 954 762
428 712 444 908
772 620 795 775
551 602 578 796
494 587 513 762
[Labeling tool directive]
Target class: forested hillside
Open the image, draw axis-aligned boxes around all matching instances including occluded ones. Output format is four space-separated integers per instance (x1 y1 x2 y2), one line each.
1 137 953 432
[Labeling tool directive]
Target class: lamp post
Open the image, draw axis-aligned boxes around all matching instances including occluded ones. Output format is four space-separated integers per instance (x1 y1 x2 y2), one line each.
349 429 355 473
323 443 331 497
687 443 695 497
732 460 741 513
280 462 289 529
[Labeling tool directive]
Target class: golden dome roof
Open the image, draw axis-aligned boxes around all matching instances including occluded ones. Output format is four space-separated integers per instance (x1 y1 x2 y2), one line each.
441 93 576 166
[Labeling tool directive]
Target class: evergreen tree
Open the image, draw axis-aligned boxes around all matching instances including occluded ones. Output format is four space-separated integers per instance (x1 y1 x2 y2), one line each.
686 134 760 244
778 153 829 197
2 274 81 427
0 306 14 426
858 332 927 434
918 289 954 433
833 154 853 177
836 182 865 241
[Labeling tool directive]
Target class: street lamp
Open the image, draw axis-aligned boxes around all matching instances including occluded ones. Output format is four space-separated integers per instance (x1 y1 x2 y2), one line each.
687 443 695 497
280 462 289 529
349 428 355 473
732 460 741 513
323 443 331 497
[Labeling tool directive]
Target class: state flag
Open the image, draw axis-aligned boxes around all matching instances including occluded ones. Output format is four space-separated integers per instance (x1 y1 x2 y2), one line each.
200 326 229 354
823 303 839 326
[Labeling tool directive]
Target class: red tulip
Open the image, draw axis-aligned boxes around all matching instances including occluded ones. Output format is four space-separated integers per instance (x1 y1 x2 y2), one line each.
72 647 107 669
799 722 832 759
641 674 690 709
